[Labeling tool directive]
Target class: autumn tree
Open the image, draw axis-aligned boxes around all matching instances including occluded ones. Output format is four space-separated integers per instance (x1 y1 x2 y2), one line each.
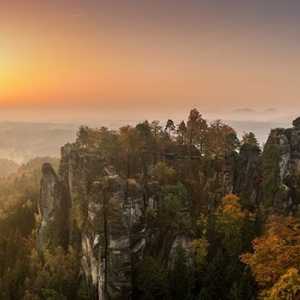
206 120 239 158
216 194 247 255
241 215 300 299
187 108 208 154
267 268 300 300
197 194 257 300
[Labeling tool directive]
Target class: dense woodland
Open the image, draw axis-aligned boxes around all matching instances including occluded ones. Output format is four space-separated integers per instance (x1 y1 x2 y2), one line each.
0 109 299 300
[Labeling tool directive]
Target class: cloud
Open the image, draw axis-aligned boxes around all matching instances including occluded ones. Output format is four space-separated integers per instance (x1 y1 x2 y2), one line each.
232 108 256 114
263 108 277 113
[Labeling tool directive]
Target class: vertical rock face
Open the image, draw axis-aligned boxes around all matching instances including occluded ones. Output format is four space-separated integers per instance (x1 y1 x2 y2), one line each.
38 163 69 250
223 153 237 195
263 119 300 212
39 142 145 299
234 144 262 208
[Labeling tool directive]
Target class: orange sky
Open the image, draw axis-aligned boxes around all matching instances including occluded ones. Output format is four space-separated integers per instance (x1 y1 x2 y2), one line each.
1 1 300 121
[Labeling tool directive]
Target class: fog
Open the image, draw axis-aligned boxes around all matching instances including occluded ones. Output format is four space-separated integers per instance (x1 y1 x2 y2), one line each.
0 106 296 163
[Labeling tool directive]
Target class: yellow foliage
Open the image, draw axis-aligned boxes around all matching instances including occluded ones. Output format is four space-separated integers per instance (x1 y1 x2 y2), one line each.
219 194 245 220
151 162 177 184
241 216 300 298
192 238 209 268
266 268 300 300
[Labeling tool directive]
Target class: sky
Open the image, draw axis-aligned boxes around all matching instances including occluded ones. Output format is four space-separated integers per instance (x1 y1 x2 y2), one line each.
1 0 300 123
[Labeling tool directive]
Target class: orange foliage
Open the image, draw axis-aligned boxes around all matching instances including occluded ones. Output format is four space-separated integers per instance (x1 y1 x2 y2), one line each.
241 215 300 297
218 194 246 220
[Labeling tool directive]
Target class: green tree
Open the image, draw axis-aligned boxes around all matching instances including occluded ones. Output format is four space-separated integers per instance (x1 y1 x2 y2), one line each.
25 247 82 299
165 119 176 138
241 132 259 148
136 256 169 300
169 246 193 300
177 121 187 145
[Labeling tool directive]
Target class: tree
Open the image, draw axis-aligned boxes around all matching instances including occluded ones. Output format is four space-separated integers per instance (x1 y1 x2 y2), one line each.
119 125 139 177
186 108 208 154
151 162 177 185
25 247 82 299
197 194 256 300
241 132 259 148
165 119 176 138
97 127 120 166
192 238 209 270
150 121 162 138
136 256 169 300
206 120 239 158
135 121 155 175
187 108 201 146
177 121 187 145
77 126 90 147
168 246 193 300
77 126 101 148
215 194 247 255
267 268 300 300
241 215 300 299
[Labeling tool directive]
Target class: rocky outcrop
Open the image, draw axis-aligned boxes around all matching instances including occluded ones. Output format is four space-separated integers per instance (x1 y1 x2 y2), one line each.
234 144 262 208
39 142 146 300
38 163 70 250
262 118 300 212
37 118 300 299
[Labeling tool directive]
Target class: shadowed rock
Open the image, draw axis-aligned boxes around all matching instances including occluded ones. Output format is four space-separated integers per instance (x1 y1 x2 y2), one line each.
263 120 300 213
293 117 300 128
38 162 70 251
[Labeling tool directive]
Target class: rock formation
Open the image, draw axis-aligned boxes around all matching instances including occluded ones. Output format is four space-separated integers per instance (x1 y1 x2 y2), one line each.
37 118 300 299
234 143 262 208
262 118 300 212
39 142 145 299
38 163 69 250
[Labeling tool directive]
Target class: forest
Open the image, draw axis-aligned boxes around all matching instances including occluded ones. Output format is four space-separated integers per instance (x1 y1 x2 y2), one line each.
0 108 299 300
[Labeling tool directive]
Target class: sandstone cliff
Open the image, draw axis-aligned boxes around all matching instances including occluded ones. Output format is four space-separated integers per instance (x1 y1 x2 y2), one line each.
37 118 300 299
262 118 300 212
